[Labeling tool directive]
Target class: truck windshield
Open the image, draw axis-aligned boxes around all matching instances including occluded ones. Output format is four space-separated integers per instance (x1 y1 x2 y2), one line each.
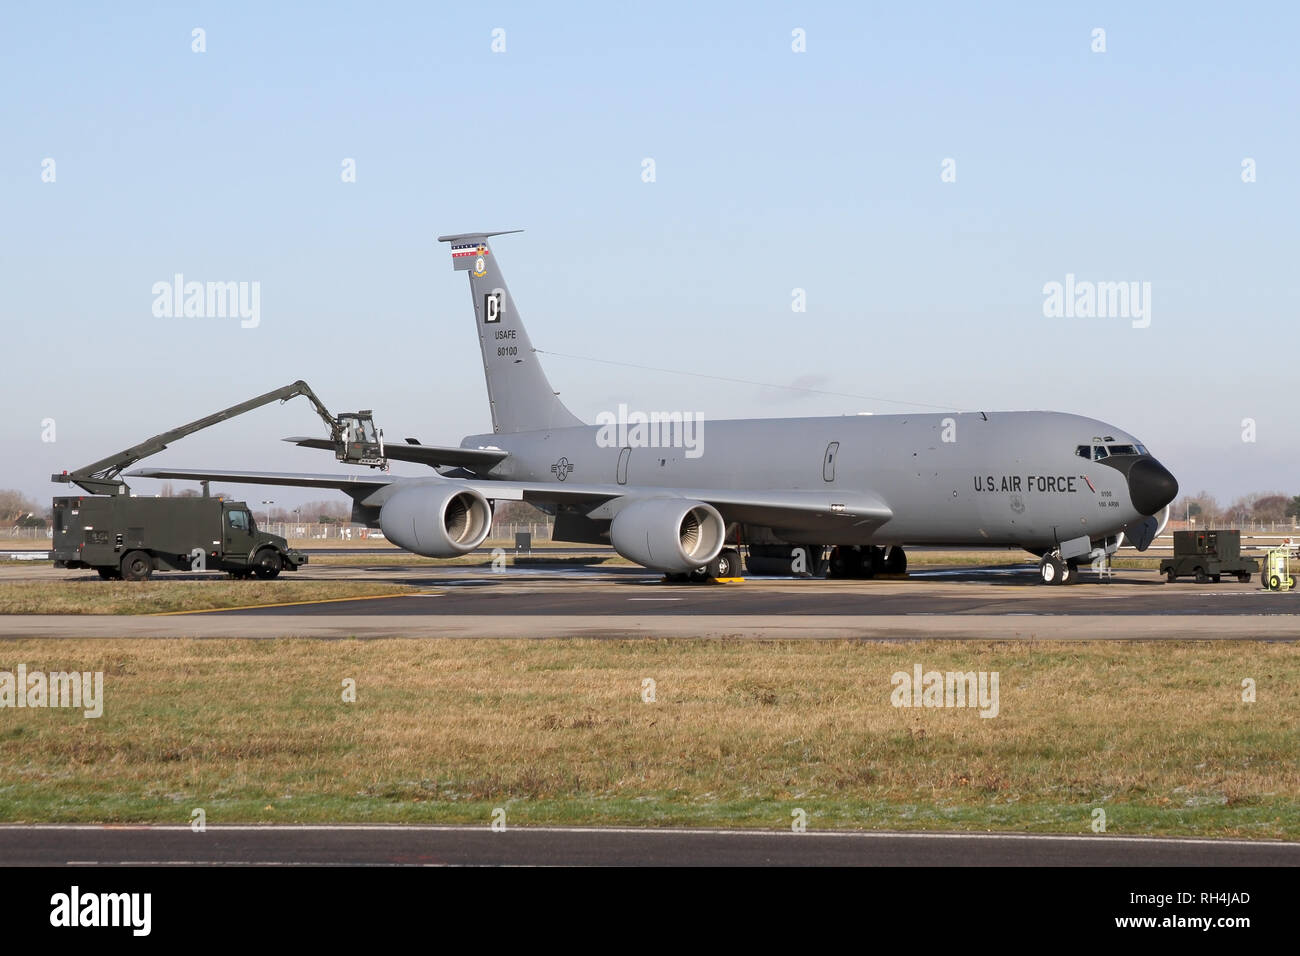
227 510 250 532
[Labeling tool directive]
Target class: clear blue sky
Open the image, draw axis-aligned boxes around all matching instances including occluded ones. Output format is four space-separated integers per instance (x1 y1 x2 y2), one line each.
3 1 1297 508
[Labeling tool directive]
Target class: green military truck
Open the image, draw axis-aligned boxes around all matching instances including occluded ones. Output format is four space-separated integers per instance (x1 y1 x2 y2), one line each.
50 495 306 581
1159 529 1258 584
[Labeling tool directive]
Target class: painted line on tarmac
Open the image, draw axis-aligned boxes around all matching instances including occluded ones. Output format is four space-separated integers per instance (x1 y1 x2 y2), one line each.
148 591 430 616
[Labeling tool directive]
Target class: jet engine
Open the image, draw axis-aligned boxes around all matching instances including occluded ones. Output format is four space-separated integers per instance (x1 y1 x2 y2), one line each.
379 484 493 557
609 497 726 572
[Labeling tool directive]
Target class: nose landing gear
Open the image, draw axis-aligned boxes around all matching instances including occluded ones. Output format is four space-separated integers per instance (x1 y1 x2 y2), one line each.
1038 552 1078 585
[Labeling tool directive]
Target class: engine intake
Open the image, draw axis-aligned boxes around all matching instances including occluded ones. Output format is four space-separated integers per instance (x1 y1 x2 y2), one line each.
379 485 493 557
609 497 726 572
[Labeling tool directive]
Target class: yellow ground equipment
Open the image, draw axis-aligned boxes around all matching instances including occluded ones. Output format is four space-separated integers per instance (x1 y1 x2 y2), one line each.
1262 541 1296 592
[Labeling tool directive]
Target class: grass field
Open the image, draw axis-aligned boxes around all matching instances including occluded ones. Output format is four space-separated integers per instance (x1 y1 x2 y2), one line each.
0 580 415 615
0 638 1294 837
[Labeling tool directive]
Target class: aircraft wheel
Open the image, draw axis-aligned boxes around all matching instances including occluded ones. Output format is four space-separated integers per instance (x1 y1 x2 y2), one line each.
663 572 689 583
253 548 282 580
688 567 709 583
883 546 907 575
1062 559 1079 584
708 549 742 579
120 550 153 582
829 546 865 579
1039 554 1064 585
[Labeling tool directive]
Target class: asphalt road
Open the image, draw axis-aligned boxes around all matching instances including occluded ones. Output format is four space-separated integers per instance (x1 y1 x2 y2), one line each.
3 825 1296 866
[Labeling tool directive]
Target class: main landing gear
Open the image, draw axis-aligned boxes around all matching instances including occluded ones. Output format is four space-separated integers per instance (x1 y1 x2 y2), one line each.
827 545 906 580
1038 552 1079 585
664 547 743 583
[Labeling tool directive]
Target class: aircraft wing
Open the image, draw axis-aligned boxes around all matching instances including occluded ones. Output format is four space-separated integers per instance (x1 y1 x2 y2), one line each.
129 467 395 492
283 437 508 471
128 467 892 527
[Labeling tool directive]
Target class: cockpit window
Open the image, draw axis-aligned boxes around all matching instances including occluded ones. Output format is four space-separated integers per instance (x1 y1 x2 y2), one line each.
1107 444 1138 456
1092 445 1109 460
1075 445 1091 459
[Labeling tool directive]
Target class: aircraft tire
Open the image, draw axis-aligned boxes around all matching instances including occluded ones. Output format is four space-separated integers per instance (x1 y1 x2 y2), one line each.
1039 554 1064 585
708 549 742 579
829 546 866 579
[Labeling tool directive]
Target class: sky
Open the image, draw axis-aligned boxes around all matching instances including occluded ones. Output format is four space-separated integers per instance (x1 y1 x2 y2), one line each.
2 1 1297 509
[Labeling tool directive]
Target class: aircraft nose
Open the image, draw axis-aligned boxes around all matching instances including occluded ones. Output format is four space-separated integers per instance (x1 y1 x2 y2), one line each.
1127 457 1178 516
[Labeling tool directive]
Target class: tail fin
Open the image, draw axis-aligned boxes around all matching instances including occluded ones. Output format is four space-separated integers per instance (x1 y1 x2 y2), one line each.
438 230 583 434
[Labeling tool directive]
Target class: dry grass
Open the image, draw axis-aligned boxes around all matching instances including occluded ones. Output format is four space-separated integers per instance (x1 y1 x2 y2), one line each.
0 580 414 615
0 639 1294 836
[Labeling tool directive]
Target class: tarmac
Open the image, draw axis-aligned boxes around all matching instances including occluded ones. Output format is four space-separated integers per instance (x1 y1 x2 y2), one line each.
1 562 1297 640
3 824 1297 866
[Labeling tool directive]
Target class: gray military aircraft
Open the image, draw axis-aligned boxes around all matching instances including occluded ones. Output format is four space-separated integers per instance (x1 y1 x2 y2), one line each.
133 230 1178 585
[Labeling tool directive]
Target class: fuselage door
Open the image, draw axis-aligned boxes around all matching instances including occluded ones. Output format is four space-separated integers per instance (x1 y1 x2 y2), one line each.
823 442 839 482
617 447 631 485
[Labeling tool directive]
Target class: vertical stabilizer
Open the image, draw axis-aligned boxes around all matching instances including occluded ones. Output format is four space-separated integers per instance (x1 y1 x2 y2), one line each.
437 230 583 433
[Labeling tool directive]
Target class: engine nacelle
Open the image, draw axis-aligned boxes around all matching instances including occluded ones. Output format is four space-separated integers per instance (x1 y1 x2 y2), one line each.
609 497 726 573
379 485 493 557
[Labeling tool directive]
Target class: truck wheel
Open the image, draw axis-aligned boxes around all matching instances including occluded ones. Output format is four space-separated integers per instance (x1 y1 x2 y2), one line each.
121 551 153 581
97 567 121 581
253 549 282 580
1238 573 1251 583
1212 574 1221 583
1164 568 1176 583
1194 567 1208 584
